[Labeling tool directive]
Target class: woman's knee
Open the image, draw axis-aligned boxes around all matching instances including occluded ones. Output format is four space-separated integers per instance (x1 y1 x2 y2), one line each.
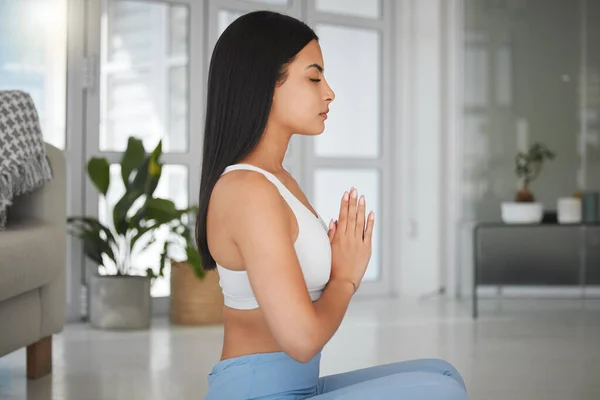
398 372 468 400
420 374 469 400
417 358 467 390
420 358 461 374
318 372 469 400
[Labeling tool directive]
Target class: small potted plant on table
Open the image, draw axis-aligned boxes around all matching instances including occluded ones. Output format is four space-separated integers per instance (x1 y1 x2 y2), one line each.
501 143 556 224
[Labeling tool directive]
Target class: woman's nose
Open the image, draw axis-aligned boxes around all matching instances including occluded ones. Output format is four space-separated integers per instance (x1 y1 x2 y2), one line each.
325 87 335 102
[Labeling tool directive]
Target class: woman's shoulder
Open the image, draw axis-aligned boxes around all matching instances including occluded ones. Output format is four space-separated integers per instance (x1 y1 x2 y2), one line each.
211 169 287 221
210 169 294 252
214 168 277 199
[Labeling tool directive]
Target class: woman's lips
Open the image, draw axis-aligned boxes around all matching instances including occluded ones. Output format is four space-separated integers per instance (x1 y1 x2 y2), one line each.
319 112 328 119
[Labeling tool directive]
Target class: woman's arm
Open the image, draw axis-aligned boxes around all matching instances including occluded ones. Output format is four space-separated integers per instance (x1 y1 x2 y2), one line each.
227 173 346 362
308 278 356 351
229 174 372 363
307 187 374 359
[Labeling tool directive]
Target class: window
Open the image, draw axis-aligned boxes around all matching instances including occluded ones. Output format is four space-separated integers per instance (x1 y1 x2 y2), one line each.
0 0 68 149
93 0 192 298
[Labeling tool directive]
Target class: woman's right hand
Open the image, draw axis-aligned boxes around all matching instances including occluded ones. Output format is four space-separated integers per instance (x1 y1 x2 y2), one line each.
327 188 375 292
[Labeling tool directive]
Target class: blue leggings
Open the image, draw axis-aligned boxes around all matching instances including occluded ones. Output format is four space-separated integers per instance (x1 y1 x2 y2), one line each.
205 352 469 399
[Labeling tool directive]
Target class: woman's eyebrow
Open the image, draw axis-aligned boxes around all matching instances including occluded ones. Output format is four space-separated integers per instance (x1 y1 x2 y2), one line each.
305 63 324 73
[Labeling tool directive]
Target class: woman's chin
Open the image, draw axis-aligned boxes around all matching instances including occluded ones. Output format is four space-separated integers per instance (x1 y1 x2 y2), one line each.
311 122 327 135
295 127 325 136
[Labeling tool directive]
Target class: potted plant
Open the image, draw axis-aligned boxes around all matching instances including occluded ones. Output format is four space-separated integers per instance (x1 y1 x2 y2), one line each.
501 143 556 224
170 259 224 325
67 137 201 330
161 206 224 326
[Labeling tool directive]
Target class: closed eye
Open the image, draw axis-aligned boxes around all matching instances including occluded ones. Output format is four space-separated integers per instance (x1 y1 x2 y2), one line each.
310 78 322 83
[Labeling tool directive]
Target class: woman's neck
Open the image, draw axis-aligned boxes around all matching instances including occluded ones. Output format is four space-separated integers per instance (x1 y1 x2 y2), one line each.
241 123 292 174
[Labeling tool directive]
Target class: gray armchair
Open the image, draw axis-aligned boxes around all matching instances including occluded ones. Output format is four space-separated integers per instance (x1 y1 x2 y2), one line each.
0 143 66 379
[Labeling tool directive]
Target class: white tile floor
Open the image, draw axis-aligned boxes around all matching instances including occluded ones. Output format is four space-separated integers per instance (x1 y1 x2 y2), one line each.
1 297 599 400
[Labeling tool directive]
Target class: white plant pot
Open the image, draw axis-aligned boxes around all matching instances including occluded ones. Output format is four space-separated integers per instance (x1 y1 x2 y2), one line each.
557 197 581 224
501 202 544 224
89 274 151 330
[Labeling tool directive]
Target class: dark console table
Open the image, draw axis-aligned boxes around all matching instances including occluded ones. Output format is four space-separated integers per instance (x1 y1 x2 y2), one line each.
473 223 600 318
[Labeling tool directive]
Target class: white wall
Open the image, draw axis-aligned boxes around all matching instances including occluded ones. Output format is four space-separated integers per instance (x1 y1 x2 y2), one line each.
393 0 450 297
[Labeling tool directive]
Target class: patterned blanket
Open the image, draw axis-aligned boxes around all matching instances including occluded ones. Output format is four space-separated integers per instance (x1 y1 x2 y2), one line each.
0 90 53 229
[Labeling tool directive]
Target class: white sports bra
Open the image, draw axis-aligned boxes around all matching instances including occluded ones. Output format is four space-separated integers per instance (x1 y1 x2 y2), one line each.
215 163 332 310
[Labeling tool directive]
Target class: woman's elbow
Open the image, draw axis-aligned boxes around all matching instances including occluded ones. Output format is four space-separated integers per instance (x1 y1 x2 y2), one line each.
281 336 320 364
274 309 323 363
285 347 319 364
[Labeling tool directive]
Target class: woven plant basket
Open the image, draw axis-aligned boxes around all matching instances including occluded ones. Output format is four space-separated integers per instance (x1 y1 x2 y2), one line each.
170 261 224 325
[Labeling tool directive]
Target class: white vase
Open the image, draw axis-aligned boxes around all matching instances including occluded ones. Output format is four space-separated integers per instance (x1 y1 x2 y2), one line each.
557 197 581 224
501 202 544 224
89 274 151 330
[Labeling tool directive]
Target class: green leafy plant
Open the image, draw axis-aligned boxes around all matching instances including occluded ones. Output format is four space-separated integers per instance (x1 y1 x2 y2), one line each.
514 143 556 202
67 137 204 280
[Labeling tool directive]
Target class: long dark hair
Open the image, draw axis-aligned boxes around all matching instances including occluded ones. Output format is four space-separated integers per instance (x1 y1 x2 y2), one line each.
196 11 318 270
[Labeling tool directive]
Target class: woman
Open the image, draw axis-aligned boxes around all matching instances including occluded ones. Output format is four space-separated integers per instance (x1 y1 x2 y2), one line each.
196 11 469 400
